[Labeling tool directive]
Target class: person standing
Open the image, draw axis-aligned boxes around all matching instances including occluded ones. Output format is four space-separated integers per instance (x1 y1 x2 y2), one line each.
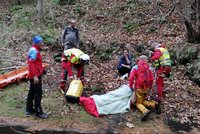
61 19 80 50
25 35 48 119
150 42 171 102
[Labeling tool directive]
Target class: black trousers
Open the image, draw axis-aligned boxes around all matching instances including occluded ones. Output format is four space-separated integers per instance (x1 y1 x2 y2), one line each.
26 75 43 114
118 67 131 76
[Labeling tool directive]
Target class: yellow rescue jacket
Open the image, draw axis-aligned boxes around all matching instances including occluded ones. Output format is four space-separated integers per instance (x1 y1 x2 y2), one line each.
63 48 84 64
154 47 171 67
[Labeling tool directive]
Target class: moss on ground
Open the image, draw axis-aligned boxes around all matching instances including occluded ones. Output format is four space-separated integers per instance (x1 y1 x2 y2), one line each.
0 83 28 117
0 81 100 125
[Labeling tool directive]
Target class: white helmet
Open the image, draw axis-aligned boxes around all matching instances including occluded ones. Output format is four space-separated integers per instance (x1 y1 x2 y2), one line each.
80 54 90 64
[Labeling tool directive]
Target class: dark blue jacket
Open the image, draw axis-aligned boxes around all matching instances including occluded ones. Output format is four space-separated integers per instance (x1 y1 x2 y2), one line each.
117 55 132 69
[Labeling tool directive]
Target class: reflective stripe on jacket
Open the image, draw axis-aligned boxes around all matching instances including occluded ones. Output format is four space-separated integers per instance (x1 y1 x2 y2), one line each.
154 47 171 67
63 48 84 64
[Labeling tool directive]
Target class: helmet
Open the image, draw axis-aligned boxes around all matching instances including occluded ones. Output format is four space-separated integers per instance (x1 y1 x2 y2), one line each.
80 54 90 64
32 35 43 44
139 55 148 61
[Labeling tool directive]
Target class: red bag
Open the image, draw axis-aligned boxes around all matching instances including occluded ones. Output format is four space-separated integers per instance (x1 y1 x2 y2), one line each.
137 60 153 89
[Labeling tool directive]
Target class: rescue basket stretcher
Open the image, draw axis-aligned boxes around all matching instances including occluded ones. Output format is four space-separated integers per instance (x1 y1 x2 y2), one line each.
0 63 48 89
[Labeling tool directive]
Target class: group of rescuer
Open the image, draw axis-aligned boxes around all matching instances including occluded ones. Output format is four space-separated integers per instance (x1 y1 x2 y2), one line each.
25 19 171 121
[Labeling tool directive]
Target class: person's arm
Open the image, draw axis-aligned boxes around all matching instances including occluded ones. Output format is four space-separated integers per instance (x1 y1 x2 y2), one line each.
129 69 137 89
76 29 80 48
122 55 131 68
125 55 131 65
151 49 162 60
61 28 66 46
28 48 39 83
117 56 123 69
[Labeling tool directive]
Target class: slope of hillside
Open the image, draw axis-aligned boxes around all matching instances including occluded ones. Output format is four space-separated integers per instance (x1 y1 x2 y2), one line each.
0 0 199 134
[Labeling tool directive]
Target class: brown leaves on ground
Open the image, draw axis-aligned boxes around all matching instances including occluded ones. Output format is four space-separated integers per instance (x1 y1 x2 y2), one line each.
164 65 200 128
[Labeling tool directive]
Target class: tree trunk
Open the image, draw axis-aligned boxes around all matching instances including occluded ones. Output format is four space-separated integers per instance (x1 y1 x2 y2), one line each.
184 19 197 43
184 0 200 43
38 0 45 28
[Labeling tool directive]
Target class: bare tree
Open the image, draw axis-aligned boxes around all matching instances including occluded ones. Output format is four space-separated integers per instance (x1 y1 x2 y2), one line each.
38 0 45 28
173 0 200 43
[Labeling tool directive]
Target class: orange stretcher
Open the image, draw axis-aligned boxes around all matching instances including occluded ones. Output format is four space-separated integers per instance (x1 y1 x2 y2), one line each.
0 63 48 89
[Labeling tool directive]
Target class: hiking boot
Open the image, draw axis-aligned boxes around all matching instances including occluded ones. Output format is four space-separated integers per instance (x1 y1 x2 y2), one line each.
25 110 35 116
141 110 151 121
36 113 49 119
155 103 161 115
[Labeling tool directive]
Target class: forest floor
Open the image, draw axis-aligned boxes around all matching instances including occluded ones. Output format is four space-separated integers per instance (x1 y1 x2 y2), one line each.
0 53 199 134
0 0 200 134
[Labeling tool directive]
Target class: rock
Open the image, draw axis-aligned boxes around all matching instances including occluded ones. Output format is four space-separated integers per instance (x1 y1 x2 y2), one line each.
126 122 134 128
181 94 187 99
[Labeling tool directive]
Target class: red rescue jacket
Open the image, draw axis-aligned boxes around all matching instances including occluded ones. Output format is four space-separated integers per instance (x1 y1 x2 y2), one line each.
27 45 43 78
129 60 154 90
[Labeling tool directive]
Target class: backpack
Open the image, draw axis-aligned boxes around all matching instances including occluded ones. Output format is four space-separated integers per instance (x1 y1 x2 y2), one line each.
137 60 153 89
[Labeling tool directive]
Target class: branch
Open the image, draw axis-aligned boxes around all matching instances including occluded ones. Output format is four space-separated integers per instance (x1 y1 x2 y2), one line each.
171 0 191 22
0 66 23 71
157 0 175 21
0 58 24 62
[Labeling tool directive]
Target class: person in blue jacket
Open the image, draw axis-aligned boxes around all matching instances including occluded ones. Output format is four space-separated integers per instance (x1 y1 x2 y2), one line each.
117 49 132 78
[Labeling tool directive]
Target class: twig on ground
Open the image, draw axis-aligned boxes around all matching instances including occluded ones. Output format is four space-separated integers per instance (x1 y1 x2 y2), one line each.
0 66 23 71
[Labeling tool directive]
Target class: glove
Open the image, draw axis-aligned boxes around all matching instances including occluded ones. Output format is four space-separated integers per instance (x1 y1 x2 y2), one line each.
69 76 74 81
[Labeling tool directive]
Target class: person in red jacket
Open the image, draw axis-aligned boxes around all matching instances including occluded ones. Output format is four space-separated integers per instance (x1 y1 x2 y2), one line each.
150 42 171 102
129 55 160 121
25 35 48 119
60 48 90 93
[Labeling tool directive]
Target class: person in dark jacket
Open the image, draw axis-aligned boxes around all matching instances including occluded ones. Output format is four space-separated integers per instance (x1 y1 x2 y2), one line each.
117 49 132 78
61 19 80 50
25 35 48 119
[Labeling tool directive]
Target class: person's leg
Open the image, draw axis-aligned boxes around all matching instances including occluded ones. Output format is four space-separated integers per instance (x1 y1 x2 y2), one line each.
60 60 68 92
60 69 68 91
74 64 85 85
156 67 165 102
136 89 151 121
142 89 156 108
164 66 171 78
34 75 48 119
34 76 42 114
26 79 35 115
118 67 127 76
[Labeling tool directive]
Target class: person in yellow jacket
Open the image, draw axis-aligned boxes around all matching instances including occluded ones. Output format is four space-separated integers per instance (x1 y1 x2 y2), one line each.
60 48 90 93
150 42 171 102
